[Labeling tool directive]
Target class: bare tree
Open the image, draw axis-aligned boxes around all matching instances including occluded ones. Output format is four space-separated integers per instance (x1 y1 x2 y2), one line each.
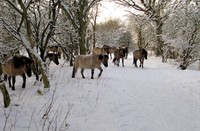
96 19 133 49
89 2 100 51
0 0 62 89
0 62 10 108
0 80 10 108
127 14 154 49
60 0 101 55
115 0 181 62
163 1 200 69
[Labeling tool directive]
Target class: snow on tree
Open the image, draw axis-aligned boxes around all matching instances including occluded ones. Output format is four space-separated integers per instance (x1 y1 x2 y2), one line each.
114 0 182 62
60 0 101 55
162 1 200 69
0 0 63 90
95 19 133 49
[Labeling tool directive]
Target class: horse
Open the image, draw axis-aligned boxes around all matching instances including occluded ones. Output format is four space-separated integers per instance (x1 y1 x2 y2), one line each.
47 45 62 59
45 53 59 65
1 55 33 90
72 54 109 79
93 47 109 55
101 45 116 59
120 46 129 59
113 47 126 67
133 48 148 68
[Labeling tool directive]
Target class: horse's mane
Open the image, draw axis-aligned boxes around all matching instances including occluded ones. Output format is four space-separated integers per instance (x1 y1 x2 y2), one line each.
13 55 32 68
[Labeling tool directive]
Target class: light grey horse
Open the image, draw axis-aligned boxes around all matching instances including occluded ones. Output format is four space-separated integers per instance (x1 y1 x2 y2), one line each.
72 54 109 79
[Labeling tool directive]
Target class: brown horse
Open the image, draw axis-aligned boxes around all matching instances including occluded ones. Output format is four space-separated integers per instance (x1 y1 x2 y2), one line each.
1 55 33 90
93 47 109 55
47 45 62 59
120 46 129 59
113 47 126 67
45 53 59 65
133 48 148 68
102 45 115 59
72 54 109 79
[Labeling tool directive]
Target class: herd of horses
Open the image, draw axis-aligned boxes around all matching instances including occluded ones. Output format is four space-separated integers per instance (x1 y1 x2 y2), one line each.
0 45 148 90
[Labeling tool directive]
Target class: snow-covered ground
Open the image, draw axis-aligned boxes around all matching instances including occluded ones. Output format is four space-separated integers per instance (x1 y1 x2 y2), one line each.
0 54 199 131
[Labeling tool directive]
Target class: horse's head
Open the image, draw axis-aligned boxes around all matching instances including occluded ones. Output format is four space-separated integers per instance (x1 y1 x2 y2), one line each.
99 54 109 67
24 57 33 77
12 55 33 77
142 48 148 59
102 46 110 55
120 48 126 58
52 54 59 65
46 53 59 65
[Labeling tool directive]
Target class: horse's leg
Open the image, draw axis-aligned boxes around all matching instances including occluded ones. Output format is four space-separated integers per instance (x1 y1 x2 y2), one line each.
34 63 39 81
8 76 12 88
110 53 112 59
134 58 138 67
11 76 15 90
117 59 120 66
91 69 94 79
113 57 116 64
141 59 144 68
139 59 142 67
81 68 85 79
72 66 77 78
98 67 103 78
4 75 7 81
122 58 124 67
22 73 26 88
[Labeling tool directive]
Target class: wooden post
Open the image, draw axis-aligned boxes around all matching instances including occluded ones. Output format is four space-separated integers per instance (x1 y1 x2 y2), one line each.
0 80 10 108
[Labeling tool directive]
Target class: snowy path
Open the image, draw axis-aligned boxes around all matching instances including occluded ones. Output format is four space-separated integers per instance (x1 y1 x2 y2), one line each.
0 55 199 131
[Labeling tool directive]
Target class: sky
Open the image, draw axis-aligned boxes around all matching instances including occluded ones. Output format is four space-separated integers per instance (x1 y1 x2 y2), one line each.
97 1 132 23
0 53 199 131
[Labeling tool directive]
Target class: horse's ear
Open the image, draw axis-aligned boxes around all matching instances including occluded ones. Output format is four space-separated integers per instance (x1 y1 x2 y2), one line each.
98 54 103 60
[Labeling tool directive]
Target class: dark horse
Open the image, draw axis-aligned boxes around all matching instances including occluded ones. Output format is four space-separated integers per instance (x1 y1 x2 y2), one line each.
1 55 33 90
113 47 126 67
47 45 62 59
45 52 59 65
30 52 59 82
133 48 148 68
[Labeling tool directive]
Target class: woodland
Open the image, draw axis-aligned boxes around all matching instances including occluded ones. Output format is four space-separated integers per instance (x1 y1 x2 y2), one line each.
0 0 200 106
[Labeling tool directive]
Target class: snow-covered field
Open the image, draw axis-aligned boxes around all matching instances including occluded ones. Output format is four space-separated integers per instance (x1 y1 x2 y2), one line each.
0 54 199 131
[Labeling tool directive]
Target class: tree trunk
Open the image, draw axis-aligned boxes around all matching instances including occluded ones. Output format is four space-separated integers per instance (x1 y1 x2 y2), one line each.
36 59 50 88
18 0 50 89
78 16 87 55
155 20 165 62
0 62 10 108
79 34 87 55
0 81 10 108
